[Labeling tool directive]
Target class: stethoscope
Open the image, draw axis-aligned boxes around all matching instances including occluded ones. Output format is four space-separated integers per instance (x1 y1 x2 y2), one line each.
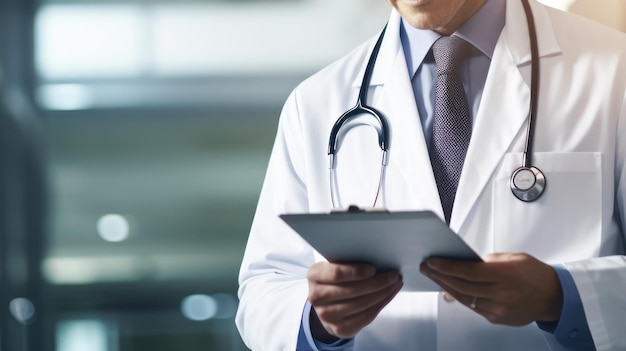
328 0 545 208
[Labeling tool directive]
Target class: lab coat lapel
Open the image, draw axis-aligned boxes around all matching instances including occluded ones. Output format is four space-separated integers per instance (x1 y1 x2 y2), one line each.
364 10 443 214
450 0 561 232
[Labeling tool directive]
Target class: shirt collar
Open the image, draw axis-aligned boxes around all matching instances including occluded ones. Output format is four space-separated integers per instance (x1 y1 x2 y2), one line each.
400 0 506 77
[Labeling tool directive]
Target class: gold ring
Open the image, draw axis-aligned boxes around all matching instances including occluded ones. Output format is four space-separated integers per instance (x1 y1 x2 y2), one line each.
470 296 478 309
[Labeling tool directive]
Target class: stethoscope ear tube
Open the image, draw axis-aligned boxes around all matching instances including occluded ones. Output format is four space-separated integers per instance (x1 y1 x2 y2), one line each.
327 24 389 158
328 25 389 209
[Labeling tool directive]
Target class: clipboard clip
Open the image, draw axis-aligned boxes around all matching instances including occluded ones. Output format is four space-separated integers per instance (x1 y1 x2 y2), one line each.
347 205 364 213
331 205 388 213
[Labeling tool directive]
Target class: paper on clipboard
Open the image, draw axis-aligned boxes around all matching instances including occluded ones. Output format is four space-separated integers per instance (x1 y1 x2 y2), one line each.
280 209 482 291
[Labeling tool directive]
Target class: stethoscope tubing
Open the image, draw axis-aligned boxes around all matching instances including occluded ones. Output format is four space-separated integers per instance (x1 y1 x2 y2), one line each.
327 24 389 157
521 0 540 169
328 0 545 208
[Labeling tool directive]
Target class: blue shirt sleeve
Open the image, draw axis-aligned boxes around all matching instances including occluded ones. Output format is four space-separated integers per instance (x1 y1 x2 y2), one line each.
536 264 595 350
297 301 355 351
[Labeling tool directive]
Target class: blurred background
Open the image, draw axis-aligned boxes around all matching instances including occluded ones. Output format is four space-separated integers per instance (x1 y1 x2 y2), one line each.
0 0 623 350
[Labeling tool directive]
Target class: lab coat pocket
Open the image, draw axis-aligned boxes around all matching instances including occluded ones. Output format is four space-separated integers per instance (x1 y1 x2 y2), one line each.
493 152 602 262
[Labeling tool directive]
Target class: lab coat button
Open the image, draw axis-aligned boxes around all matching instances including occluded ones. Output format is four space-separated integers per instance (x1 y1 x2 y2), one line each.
569 330 578 338
443 292 455 303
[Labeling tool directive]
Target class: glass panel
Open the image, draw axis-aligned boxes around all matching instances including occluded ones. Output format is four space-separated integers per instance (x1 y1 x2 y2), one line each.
33 1 389 351
56 319 115 351
36 5 146 79
35 1 389 81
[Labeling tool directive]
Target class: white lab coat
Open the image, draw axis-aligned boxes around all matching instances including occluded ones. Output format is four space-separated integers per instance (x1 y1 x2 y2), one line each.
236 0 626 350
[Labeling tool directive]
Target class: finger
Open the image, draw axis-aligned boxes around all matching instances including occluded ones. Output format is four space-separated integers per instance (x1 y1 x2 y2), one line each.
471 307 532 327
340 281 403 333
420 269 483 309
316 281 403 338
421 265 493 298
308 262 377 284
425 258 500 282
309 271 401 305
485 252 525 263
428 272 495 298
427 253 530 280
316 280 403 323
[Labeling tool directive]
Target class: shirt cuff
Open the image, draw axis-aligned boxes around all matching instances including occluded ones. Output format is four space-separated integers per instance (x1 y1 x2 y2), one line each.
536 264 595 350
297 301 354 351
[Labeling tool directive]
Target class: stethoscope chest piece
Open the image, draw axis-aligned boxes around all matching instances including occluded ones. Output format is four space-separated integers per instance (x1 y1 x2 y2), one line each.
510 166 545 202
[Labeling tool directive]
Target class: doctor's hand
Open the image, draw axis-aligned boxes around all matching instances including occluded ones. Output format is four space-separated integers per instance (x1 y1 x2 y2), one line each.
307 262 403 341
420 253 563 326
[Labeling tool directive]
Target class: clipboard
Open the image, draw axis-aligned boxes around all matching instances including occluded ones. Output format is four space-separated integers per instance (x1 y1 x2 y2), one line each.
280 209 482 291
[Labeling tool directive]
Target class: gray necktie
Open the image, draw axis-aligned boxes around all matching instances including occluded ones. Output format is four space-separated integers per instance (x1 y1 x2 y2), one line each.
429 36 473 224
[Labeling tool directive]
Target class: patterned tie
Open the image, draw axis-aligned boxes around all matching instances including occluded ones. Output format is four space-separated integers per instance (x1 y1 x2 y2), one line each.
429 36 473 224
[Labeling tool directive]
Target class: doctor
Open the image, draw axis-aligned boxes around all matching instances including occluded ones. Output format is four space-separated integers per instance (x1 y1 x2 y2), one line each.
236 0 626 350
